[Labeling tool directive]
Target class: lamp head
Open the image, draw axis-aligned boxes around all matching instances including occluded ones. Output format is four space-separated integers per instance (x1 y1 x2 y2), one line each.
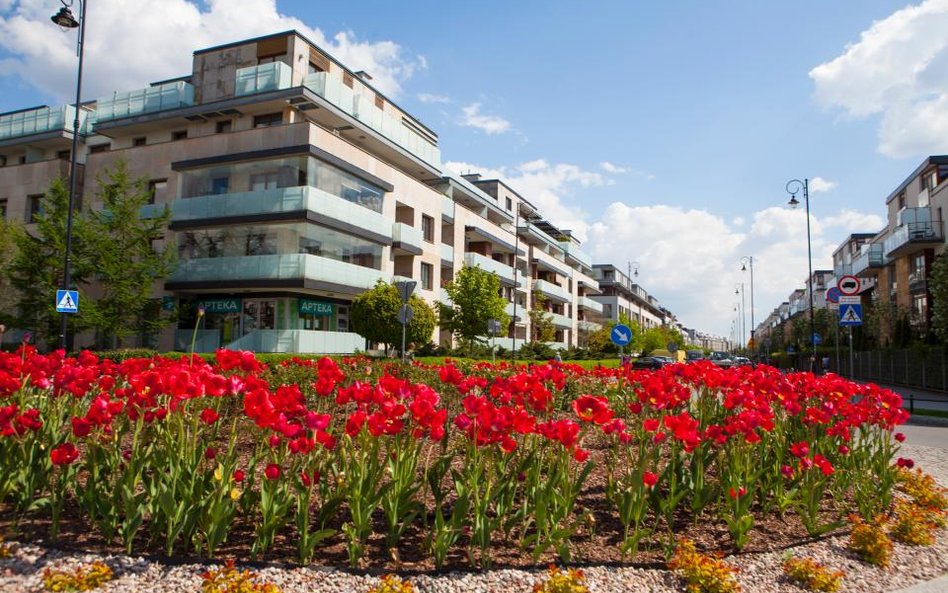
51 5 79 28
741 263 747 271
788 195 800 209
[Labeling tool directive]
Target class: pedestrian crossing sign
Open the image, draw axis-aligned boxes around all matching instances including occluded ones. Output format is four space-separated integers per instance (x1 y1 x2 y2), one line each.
55 290 79 314
839 303 862 326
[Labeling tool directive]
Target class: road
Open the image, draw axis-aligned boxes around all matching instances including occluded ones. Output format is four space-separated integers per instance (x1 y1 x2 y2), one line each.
898 423 948 449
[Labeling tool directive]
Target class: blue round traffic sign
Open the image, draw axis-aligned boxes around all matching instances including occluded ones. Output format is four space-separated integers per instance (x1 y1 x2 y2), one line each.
826 287 841 304
610 324 632 346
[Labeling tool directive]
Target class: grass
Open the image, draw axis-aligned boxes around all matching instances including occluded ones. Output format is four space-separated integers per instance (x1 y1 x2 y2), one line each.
415 356 624 369
912 408 948 419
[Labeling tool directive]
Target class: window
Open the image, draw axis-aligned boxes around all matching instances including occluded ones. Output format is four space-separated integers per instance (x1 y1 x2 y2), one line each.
421 263 433 290
57 149 71 160
421 214 434 243
307 62 325 74
505 197 512 211
28 194 43 223
249 172 279 191
374 94 384 109
89 143 110 154
211 177 229 195
133 137 147 147
897 192 906 209
171 130 188 141
215 120 232 134
0 199 7 219
19 156 26 164
147 179 167 205
253 113 283 128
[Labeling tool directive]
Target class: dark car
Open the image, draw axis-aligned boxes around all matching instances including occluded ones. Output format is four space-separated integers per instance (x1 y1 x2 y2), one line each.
631 356 669 370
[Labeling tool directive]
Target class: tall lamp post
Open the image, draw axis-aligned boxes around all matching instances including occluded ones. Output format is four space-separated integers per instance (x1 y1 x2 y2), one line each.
734 283 745 350
510 211 529 362
627 261 639 326
740 256 755 351
51 0 87 351
786 178 816 370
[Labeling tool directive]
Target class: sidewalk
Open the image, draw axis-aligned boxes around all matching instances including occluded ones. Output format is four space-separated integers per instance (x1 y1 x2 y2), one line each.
892 574 948 593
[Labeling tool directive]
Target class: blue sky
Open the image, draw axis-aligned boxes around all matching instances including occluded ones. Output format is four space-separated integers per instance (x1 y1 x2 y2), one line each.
3 0 948 340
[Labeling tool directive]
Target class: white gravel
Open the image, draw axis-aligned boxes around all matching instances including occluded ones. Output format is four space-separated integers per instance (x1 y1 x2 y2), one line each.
2 442 945 593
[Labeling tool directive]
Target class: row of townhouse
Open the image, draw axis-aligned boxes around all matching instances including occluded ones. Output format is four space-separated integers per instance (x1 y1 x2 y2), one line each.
754 156 948 348
0 30 677 354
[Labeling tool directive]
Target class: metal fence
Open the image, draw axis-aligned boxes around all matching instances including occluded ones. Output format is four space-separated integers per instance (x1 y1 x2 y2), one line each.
805 347 948 393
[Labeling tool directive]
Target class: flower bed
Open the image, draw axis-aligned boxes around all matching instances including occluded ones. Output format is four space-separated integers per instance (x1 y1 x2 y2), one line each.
0 348 910 569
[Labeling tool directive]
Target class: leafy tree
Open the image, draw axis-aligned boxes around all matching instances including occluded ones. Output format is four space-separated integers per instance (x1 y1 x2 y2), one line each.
0 218 19 328
439 264 509 351
350 280 436 354
529 290 556 342
83 161 176 348
7 178 97 349
931 250 948 343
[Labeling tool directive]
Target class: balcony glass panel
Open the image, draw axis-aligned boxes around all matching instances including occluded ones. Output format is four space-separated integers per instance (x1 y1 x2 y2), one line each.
578 296 604 313
463 252 515 283
533 278 571 302
177 155 384 213
170 253 388 289
442 195 455 220
0 105 91 140
302 72 356 116
560 242 592 268
176 222 383 270
235 62 293 96
883 220 943 256
392 222 423 251
549 312 572 329
440 243 454 263
95 81 194 122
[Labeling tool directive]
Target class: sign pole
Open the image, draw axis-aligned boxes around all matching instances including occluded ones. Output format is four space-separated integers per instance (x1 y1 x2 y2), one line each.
848 326 854 378
834 317 839 372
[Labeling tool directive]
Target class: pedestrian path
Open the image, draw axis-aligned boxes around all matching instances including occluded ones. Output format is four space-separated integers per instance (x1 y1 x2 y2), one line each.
892 574 948 593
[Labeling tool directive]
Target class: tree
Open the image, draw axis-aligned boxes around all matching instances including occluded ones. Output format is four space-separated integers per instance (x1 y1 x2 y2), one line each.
83 161 177 348
7 178 97 349
930 250 948 343
350 280 437 354
439 264 509 351
528 290 556 342
0 218 20 328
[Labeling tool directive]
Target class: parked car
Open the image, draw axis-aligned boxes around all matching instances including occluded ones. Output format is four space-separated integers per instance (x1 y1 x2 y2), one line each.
732 356 752 366
685 350 704 363
709 351 733 368
631 356 670 370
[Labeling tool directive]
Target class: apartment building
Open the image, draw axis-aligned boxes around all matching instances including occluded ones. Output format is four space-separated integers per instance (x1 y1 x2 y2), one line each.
0 30 634 353
590 264 668 330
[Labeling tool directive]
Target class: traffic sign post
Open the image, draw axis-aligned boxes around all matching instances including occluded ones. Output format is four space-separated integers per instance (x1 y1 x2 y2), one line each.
837 275 861 296
55 290 79 314
487 319 501 363
825 286 842 304
839 304 863 326
611 324 632 361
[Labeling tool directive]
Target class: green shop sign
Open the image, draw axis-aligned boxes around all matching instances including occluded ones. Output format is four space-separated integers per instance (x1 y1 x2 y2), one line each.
197 298 242 314
299 299 334 316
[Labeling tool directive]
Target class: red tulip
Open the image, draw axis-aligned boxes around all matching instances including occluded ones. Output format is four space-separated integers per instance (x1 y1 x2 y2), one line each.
264 463 281 480
50 442 79 466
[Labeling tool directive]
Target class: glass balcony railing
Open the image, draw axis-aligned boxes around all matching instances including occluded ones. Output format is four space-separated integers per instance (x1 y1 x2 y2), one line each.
235 62 294 96
533 278 571 303
303 71 441 168
442 195 455 220
169 253 388 290
549 312 572 329
171 186 392 239
883 221 944 256
559 241 592 268
95 81 194 123
0 105 91 140
440 243 454 263
578 320 602 332
392 222 423 252
852 244 884 275
578 296 604 313
463 252 515 284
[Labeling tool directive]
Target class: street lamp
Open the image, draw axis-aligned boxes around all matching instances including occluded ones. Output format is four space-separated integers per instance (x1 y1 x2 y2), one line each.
51 0 87 351
786 178 816 371
627 261 640 326
740 256 755 350
509 212 529 362
734 283 745 349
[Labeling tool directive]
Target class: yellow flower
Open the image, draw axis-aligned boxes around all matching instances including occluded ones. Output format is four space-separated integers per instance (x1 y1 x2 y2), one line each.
214 464 224 482
230 488 241 501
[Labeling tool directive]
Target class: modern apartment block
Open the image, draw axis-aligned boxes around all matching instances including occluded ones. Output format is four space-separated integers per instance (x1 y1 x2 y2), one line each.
590 264 669 330
0 30 642 354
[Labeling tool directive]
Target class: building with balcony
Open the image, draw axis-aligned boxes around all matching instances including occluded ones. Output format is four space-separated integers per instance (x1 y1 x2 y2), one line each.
589 264 668 330
0 30 669 354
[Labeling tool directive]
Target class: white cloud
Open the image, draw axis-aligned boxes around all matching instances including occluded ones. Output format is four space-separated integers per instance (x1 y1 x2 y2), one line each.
458 103 512 135
810 0 948 157
808 177 838 193
444 159 605 239
418 93 450 104
585 202 880 338
0 0 422 102
600 161 629 174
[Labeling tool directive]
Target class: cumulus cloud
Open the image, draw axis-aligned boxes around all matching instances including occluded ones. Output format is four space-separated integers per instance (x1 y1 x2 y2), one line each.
418 93 450 103
0 0 423 102
600 161 628 174
809 177 838 193
444 159 605 239
822 209 885 232
458 103 512 135
810 0 948 157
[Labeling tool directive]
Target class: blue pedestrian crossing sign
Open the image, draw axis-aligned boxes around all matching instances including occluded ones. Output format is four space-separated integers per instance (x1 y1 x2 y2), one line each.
610 324 632 346
839 304 862 326
55 290 79 314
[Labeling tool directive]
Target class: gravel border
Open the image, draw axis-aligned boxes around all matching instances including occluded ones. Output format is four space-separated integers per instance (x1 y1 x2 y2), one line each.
2 442 945 593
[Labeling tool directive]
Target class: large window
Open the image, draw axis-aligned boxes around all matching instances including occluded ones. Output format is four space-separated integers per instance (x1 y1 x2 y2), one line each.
178 222 383 270
27 194 43 223
421 262 433 290
422 214 434 242
177 155 385 213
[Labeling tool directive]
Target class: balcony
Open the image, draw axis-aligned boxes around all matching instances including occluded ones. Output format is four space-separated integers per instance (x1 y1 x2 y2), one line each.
463 252 516 285
578 320 602 332
548 312 572 329
442 195 455 221
559 241 592 269
95 81 195 123
235 62 293 96
170 186 392 239
908 271 928 294
533 278 571 303
0 105 91 141
392 222 423 255
578 296 603 314
224 329 365 354
167 253 387 292
852 244 885 276
883 221 944 258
